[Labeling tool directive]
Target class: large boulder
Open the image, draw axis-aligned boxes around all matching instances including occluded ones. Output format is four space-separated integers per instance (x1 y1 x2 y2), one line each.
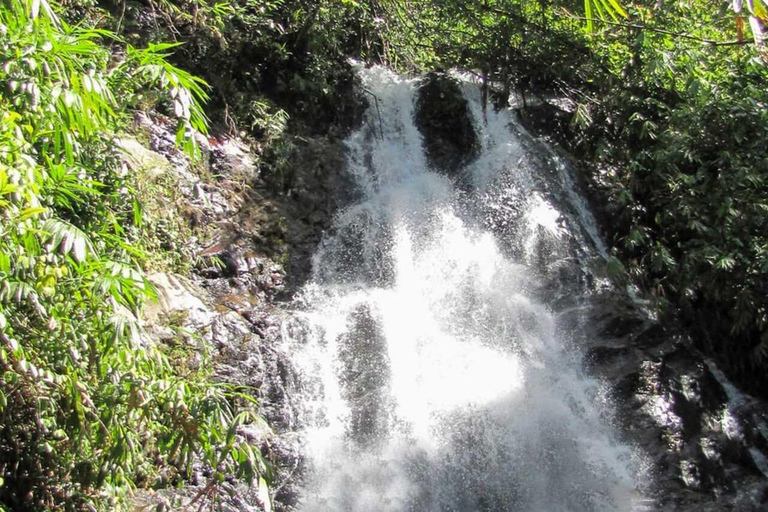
414 71 479 176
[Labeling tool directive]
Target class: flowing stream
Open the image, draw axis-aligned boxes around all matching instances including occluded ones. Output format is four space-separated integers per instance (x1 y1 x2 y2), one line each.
280 66 649 511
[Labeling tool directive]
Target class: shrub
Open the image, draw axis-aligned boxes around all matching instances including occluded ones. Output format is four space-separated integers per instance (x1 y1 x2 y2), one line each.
0 0 270 508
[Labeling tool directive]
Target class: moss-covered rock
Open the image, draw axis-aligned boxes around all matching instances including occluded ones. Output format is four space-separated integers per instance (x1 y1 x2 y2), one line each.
414 71 479 176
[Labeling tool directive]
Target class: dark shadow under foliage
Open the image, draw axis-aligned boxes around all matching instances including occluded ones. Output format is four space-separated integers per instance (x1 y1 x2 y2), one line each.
107 0 368 139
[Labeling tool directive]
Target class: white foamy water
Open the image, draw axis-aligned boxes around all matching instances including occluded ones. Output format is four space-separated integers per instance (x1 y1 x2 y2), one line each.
281 66 647 511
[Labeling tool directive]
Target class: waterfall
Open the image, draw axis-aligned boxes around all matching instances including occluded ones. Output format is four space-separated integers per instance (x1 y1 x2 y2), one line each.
280 66 649 511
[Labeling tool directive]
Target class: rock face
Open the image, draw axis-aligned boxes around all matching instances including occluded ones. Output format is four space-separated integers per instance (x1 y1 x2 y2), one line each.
124 110 358 511
134 265 300 512
336 305 392 447
252 137 358 291
559 290 768 510
414 71 479 176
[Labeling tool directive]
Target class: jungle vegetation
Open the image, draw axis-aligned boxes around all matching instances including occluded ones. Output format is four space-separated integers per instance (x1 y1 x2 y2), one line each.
1 0 767 508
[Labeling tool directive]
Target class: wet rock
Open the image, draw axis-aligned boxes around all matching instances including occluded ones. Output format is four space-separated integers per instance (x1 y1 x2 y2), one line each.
194 232 286 307
312 207 395 287
241 136 358 292
414 71 479 176
574 288 768 510
336 304 392 447
514 101 572 148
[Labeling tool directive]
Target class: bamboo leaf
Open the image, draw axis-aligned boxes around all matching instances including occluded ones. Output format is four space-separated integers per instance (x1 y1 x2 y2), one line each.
599 0 620 21
258 476 272 512
585 0 594 32
17 207 46 222
30 0 40 19
605 0 628 18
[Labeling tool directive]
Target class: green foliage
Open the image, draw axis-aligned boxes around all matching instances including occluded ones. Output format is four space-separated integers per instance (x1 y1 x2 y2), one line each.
120 42 210 157
247 99 289 143
113 0 367 137
545 0 768 385
603 61 768 375
0 0 269 509
583 0 627 33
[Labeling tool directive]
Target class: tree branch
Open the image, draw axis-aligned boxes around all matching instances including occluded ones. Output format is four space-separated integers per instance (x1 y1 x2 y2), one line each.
479 3 752 47
564 13 753 46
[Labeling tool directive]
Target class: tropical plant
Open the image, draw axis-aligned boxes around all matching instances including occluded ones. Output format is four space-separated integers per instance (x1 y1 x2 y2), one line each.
0 0 271 508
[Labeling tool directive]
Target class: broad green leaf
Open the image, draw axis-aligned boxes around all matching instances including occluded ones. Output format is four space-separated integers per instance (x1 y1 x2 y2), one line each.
17 207 46 221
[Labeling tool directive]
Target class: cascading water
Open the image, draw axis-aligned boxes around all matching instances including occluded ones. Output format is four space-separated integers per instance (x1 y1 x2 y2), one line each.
280 66 649 511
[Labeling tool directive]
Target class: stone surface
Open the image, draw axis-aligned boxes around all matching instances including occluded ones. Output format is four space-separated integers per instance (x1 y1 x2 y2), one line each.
336 304 392 447
414 71 479 177
252 136 358 291
128 112 346 511
116 137 173 178
563 289 768 511
144 272 215 329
